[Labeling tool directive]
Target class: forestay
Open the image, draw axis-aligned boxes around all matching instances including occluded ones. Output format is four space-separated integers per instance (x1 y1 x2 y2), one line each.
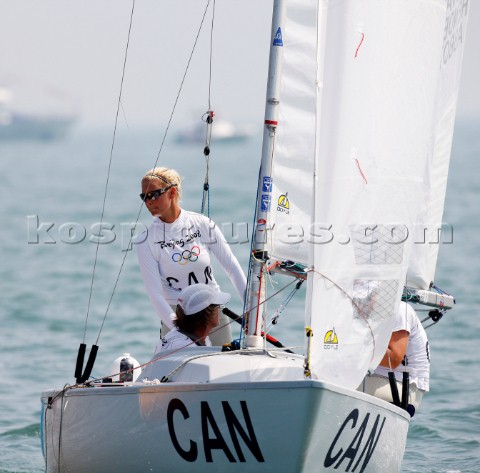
265 0 468 389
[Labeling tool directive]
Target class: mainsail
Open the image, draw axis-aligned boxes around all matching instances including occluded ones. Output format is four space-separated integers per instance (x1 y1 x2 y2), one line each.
262 0 469 388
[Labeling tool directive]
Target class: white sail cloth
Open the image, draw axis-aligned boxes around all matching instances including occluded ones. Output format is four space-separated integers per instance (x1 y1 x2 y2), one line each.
266 0 468 388
407 0 469 289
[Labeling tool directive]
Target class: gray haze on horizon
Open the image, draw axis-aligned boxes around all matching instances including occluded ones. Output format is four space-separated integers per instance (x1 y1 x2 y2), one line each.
1 0 478 130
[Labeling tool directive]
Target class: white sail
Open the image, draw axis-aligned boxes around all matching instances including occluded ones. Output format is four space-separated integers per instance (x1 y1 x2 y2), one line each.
265 0 317 265
407 0 469 289
265 0 468 389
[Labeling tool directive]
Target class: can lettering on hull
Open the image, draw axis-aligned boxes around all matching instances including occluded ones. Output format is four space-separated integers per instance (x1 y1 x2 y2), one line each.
167 398 265 463
324 408 386 473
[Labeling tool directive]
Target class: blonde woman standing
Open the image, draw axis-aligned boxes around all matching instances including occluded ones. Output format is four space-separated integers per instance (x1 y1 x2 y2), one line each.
137 167 246 346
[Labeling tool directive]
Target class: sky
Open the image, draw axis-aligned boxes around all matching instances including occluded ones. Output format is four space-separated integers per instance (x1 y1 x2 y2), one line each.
1 0 478 129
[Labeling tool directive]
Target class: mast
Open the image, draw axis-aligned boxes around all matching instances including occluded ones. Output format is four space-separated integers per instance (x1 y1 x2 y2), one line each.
244 0 287 348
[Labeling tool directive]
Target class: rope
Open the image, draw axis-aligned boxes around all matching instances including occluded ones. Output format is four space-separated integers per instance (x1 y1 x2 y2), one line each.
200 0 216 216
82 0 136 344
201 110 213 216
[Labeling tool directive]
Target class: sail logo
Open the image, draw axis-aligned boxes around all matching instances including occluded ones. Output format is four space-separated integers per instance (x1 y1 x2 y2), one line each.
273 27 283 47
324 328 338 350
261 194 271 212
277 193 290 214
262 176 272 192
442 0 468 66
256 219 266 233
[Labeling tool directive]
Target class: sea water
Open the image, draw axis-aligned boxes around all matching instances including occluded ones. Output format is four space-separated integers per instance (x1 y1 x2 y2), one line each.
0 120 479 472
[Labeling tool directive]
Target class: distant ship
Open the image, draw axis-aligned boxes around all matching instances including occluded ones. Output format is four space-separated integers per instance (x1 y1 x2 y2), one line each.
175 119 255 145
0 87 76 142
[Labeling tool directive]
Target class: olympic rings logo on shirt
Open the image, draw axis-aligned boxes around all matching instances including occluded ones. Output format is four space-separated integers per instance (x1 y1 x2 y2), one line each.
171 246 200 265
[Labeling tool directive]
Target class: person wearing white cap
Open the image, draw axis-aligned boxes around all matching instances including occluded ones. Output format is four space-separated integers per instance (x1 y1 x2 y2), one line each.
155 284 231 353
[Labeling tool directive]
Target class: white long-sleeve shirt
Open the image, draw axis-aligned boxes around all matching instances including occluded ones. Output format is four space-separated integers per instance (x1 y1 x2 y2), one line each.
154 328 212 353
137 209 246 329
373 302 430 391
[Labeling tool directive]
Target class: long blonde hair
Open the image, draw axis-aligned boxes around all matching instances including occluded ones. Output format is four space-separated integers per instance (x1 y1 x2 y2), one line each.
141 167 182 201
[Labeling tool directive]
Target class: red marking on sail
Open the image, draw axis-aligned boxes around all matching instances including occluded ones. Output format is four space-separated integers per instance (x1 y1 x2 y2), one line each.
355 159 368 184
265 120 278 126
355 33 365 58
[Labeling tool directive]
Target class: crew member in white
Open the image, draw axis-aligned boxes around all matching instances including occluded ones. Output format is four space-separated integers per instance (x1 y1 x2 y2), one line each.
156 284 230 353
359 301 430 412
137 167 246 346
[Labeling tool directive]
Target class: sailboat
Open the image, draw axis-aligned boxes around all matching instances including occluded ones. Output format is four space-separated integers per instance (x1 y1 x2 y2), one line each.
41 1 469 472
175 117 255 144
0 86 76 142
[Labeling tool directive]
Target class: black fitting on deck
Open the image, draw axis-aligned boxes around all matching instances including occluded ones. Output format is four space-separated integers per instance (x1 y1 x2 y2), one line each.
253 250 269 262
429 309 444 322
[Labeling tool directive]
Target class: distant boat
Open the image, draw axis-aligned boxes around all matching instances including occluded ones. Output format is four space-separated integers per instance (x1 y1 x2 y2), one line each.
0 111 76 141
175 119 255 145
0 87 76 142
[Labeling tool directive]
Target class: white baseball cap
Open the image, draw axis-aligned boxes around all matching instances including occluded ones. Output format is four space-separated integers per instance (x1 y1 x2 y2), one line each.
177 284 231 316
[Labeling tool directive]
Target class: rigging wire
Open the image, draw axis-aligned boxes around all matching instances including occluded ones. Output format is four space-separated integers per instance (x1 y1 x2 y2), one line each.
266 279 304 330
201 0 216 217
82 0 136 344
93 0 215 345
150 0 214 176
207 0 215 111
240 165 263 345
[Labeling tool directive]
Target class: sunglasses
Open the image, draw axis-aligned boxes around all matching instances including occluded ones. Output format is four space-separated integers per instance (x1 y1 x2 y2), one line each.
140 185 175 202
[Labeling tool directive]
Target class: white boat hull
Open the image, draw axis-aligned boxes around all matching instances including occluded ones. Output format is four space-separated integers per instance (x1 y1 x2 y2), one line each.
41 350 409 472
